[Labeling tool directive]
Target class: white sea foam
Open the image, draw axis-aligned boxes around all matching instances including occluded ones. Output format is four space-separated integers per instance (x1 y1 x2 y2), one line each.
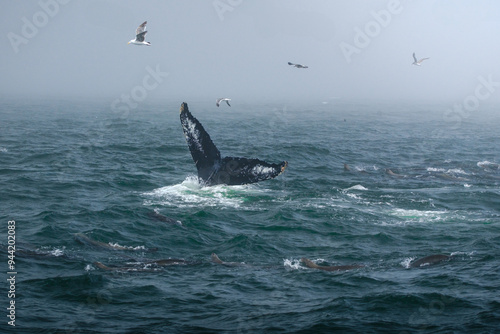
428 167 468 176
344 184 368 191
346 193 362 200
376 221 406 227
401 257 415 269
143 176 261 209
50 248 65 257
283 258 304 270
0 147 7 153
446 168 468 175
427 167 445 172
450 251 475 257
387 208 449 224
478 160 499 169
108 243 146 251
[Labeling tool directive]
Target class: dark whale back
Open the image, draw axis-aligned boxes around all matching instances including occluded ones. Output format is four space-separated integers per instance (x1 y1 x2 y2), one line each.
410 254 450 268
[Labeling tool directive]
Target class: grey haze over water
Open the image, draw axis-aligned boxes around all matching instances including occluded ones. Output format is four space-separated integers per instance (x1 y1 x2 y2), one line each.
2 0 500 107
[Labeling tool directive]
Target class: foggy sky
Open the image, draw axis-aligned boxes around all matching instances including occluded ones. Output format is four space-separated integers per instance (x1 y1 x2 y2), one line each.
2 0 500 105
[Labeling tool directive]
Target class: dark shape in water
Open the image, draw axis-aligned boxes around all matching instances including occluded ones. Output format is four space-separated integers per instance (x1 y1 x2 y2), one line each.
147 210 182 226
409 254 451 268
210 253 243 267
301 258 364 272
6 244 70 260
386 168 405 178
180 102 287 186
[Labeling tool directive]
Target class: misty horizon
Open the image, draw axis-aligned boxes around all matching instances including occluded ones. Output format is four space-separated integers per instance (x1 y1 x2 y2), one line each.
2 1 500 108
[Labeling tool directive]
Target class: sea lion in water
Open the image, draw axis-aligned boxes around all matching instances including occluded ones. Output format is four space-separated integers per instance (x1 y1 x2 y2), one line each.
343 164 370 174
210 253 243 266
409 254 451 268
386 169 405 178
301 258 364 272
147 210 182 226
180 102 288 186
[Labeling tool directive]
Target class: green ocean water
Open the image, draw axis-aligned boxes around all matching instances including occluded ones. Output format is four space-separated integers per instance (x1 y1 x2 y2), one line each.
1 99 499 333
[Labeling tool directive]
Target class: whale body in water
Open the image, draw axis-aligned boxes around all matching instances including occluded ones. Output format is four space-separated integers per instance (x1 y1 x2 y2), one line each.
179 102 288 186
409 254 451 268
301 258 364 272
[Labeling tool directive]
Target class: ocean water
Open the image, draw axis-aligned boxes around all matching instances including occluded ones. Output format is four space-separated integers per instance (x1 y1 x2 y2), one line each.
1 99 499 333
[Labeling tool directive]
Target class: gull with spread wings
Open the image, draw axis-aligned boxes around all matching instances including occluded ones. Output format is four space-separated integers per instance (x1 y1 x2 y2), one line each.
216 98 231 107
412 52 429 66
288 62 308 69
128 21 151 46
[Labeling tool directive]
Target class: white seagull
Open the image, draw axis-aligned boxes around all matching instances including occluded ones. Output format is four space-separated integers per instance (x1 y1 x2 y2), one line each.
128 21 150 46
216 98 231 107
288 62 308 69
412 52 429 66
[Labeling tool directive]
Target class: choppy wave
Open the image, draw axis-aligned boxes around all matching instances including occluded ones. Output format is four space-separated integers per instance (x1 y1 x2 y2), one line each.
477 160 499 169
387 208 450 224
2 101 499 333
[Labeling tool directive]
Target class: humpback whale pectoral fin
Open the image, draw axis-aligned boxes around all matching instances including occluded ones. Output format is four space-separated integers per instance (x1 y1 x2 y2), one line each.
180 102 222 183
213 157 287 185
179 102 287 186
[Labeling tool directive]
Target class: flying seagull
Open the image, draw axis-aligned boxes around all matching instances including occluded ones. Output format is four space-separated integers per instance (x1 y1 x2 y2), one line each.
288 62 308 69
216 98 231 107
412 52 429 66
128 21 150 46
